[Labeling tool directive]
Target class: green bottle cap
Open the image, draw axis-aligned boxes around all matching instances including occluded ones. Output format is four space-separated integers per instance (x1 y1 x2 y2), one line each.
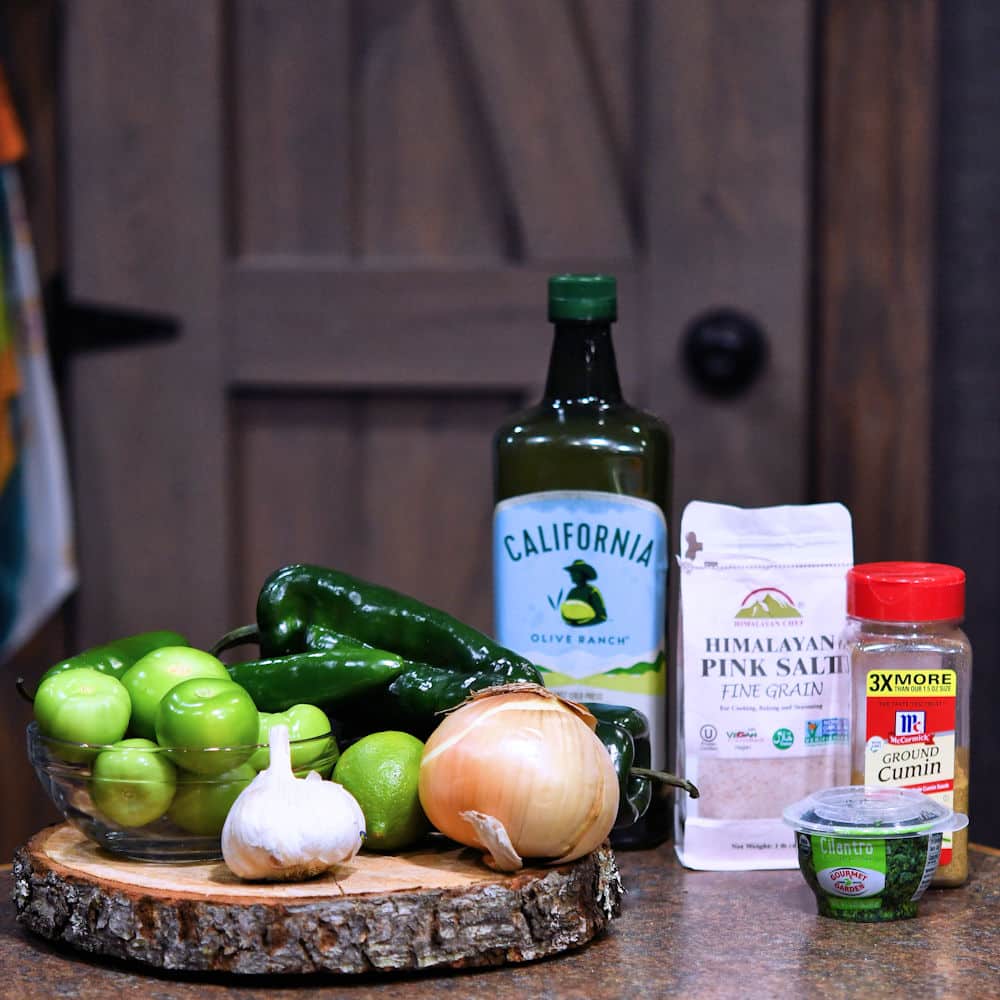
548 274 617 322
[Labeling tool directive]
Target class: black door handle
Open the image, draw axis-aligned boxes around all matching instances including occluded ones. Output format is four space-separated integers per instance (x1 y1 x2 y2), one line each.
681 308 768 399
44 275 180 375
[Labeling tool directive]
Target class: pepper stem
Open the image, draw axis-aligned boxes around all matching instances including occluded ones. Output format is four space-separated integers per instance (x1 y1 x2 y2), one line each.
210 624 260 657
631 767 700 799
16 677 34 703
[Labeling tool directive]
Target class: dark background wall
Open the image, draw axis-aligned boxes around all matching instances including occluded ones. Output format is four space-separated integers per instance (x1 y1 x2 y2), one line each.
935 0 1000 849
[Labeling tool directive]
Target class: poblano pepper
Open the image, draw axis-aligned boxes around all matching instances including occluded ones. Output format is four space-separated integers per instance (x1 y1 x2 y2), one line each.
212 563 537 676
379 661 542 739
225 643 418 713
226 646 540 729
18 629 189 704
584 702 699 833
211 563 543 726
592 717 653 830
43 630 189 682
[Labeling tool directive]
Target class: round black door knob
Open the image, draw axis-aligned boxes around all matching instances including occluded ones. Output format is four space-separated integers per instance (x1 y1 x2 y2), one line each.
681 308 768 398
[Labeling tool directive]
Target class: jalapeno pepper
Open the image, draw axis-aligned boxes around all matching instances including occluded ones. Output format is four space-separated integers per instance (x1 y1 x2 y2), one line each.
212 564 536 676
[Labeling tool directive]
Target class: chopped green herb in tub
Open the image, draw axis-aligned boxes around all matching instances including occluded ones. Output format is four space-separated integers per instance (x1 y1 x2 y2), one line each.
784 786 968 923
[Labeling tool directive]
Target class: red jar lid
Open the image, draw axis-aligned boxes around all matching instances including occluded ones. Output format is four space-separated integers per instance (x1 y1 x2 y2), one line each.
847 562 965 622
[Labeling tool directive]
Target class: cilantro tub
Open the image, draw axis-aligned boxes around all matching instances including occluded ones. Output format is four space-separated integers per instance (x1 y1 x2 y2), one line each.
783 786 969 922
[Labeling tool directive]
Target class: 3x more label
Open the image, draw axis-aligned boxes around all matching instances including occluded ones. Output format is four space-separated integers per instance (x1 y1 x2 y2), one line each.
865 670 956 695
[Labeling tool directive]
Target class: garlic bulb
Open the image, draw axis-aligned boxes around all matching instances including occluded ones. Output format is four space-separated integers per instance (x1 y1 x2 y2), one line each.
221 724 365 881
418 684 619 872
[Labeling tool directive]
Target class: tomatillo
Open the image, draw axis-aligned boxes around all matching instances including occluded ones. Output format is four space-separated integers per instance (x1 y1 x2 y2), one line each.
154 677 259 775
91 738 177 828
34 668 131 761
122 646 230 740
249 704 335 772
167 763 256 836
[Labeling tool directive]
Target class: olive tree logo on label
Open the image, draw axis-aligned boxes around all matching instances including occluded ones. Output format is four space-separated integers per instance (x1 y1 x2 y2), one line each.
733 587 802 622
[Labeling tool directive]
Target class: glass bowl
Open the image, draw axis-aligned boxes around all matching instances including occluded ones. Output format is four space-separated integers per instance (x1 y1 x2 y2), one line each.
26 721 340 862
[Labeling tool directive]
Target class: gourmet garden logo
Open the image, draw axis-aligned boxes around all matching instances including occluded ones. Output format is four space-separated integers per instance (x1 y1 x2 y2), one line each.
830 869 870 895
733 587 802 627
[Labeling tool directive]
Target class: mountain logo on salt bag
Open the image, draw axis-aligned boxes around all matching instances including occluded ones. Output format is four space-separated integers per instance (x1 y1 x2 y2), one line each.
734 587 802 621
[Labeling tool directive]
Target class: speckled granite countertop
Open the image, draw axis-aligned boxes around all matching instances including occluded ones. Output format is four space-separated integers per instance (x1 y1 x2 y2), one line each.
3 845 998 998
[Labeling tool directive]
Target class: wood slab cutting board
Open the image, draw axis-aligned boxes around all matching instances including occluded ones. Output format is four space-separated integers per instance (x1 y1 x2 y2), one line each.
13 824 623 975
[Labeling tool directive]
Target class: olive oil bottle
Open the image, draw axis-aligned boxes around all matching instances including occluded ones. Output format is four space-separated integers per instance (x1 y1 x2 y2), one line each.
493 274 673 847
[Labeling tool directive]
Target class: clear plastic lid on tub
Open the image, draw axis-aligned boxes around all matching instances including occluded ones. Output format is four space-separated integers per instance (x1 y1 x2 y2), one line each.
783 785 969 839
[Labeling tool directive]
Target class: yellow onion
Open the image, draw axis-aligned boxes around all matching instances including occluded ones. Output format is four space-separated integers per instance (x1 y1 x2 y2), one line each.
418 683 619 871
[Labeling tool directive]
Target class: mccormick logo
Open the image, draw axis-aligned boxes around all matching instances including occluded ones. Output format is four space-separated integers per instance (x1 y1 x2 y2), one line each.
895 710 926 736
734 587 802 622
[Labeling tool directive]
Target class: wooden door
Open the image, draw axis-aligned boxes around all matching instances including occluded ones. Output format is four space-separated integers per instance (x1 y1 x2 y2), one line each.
63 0 811 650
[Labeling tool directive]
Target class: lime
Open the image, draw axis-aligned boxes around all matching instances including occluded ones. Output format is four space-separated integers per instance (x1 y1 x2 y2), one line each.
333 731 429 852
560 598 596 624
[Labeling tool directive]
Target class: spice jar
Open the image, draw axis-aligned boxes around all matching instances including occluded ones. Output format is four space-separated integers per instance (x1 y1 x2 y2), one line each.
845 562 971 887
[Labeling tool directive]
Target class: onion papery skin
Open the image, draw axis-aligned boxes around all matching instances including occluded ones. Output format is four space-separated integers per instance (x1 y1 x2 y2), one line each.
418 686 619 867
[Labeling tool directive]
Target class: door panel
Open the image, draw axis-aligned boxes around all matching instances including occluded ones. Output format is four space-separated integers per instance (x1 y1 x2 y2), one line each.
232 0 353 257
65 2 227 647
234 392 515 631
644 0 812 506
451 0 634 259
359 0 509 258
65 0 811 652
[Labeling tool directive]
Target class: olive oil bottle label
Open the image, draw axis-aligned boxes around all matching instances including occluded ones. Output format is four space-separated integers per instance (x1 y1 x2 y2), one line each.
493 490 667 767
863 669 957 866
